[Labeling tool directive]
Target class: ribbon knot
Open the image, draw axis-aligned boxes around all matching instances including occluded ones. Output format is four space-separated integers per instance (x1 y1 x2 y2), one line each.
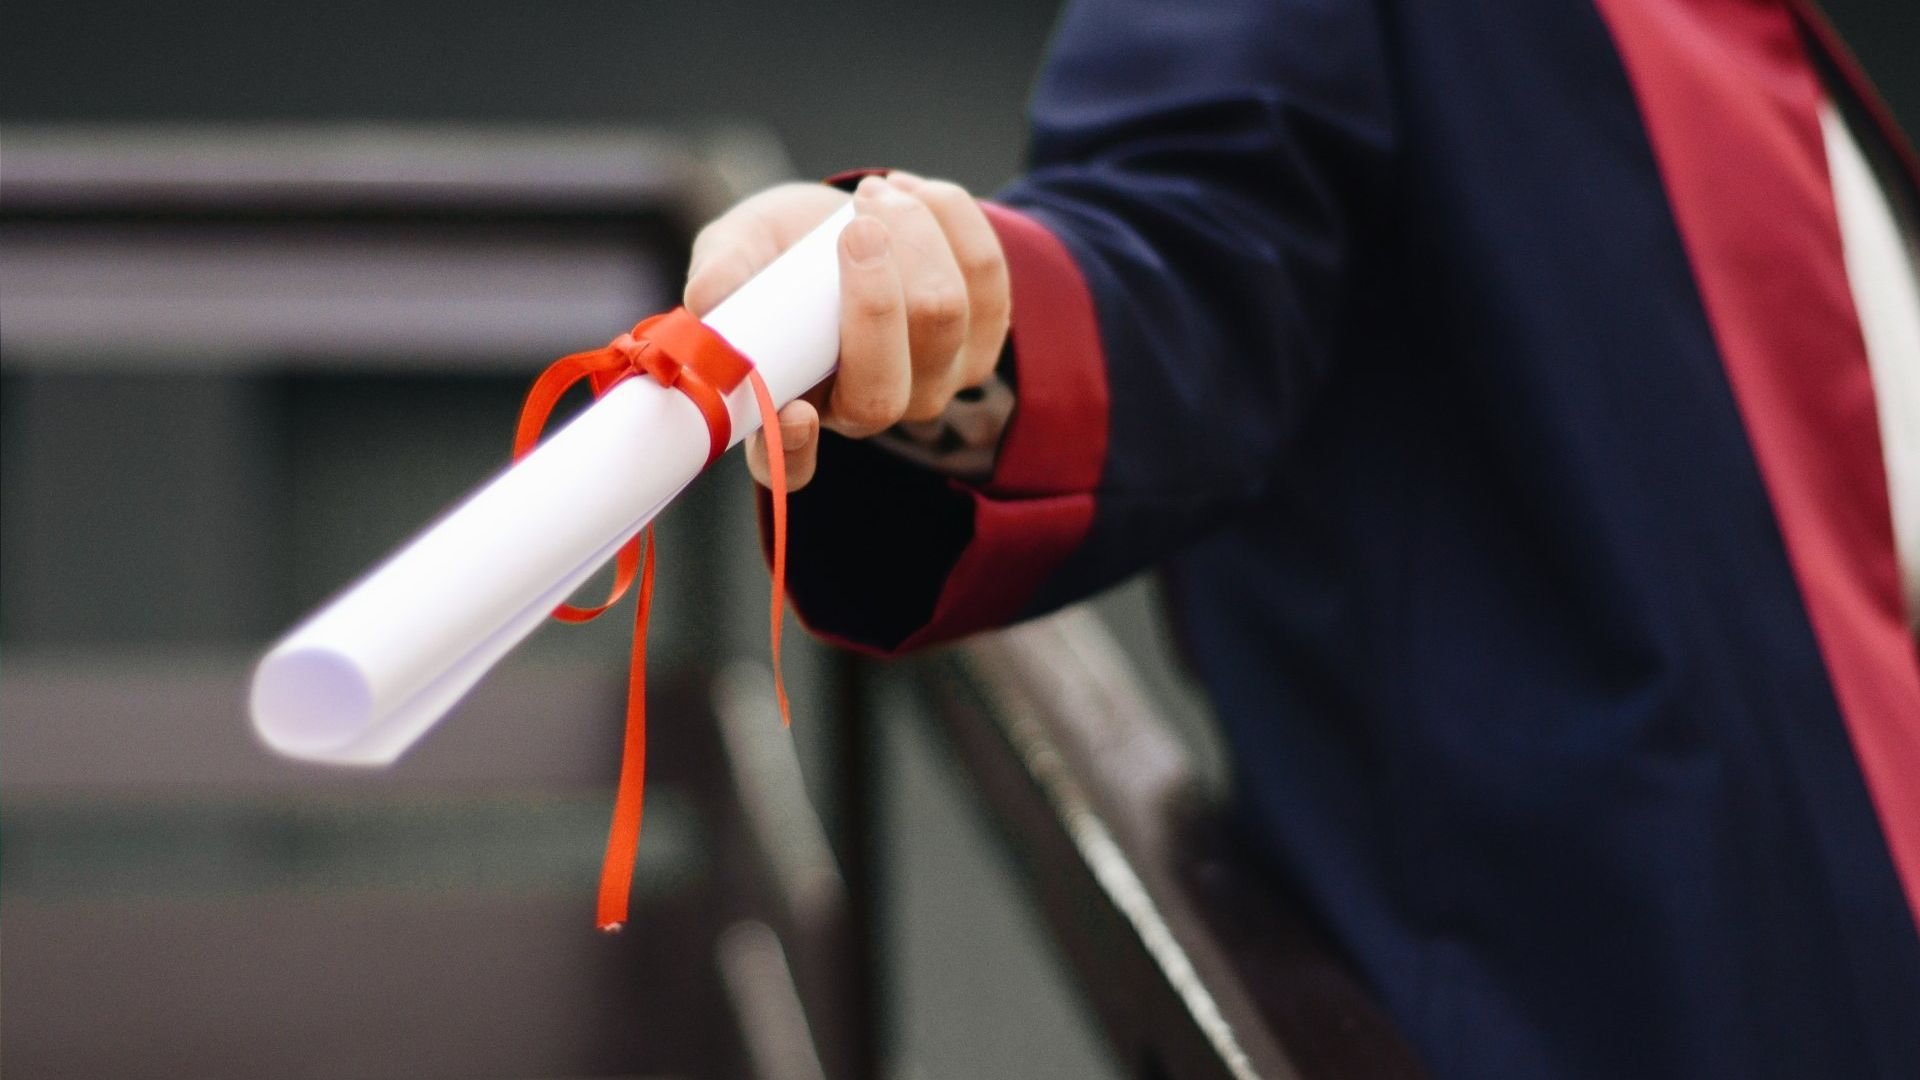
609 331 650 370
514 306 791 931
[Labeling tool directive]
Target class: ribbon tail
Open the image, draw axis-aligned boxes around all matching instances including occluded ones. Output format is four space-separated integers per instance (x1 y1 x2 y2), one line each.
596 527 657 932
745 370 792 728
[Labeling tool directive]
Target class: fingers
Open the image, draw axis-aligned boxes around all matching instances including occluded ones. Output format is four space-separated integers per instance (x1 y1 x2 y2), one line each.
694 173 1009 491
746 400 821 492
850 175 971 421
685 183 850 315
889 172 1011 391
824 210 912 437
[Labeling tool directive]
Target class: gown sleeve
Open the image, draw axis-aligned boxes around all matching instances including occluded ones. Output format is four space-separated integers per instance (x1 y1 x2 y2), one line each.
772 0 1395 653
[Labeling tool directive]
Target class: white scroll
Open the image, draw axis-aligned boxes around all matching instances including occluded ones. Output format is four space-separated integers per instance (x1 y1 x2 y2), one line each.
249 204 855 765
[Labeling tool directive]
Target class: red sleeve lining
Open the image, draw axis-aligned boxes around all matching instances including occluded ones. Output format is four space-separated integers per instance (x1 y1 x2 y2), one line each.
785 202 1112 653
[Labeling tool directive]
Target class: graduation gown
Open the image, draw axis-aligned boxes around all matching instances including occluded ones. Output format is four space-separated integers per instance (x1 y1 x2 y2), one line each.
777 1 1920 1074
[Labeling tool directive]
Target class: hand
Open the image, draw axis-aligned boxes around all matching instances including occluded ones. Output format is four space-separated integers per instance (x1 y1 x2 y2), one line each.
684 173 1011 491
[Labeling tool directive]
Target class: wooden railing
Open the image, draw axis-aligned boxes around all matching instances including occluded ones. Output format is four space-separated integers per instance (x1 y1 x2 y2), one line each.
915 608 1425 1080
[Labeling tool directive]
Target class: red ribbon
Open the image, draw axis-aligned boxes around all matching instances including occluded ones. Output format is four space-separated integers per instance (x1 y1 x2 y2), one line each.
513 306 790 931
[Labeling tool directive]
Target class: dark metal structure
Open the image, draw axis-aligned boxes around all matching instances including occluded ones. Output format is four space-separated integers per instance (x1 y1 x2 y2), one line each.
919 611 1424 1080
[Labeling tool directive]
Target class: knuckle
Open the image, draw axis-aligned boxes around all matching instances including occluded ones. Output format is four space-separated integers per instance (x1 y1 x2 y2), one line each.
692 211 750 257
852 284 902 322
682 278 717 313
683 248 748 309
889 190 939 225
973 285 1012 332
690 216 729 252
918 179 970 211
912 283 969 335
903 390 953 423
689 227 716 262
958 244 1007 289
839 389 904 433
961 342 1003 388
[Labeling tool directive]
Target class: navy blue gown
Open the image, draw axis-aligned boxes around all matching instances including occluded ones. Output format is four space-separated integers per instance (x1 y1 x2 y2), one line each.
777 2 1920 1074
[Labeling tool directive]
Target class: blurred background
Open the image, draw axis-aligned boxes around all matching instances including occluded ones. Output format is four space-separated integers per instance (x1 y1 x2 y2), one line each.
1 2 1914 1079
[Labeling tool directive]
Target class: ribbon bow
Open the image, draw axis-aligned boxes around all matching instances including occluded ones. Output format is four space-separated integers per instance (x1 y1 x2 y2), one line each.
514 306 790 931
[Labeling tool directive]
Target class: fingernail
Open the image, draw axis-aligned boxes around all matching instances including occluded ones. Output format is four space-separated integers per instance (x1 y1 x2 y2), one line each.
845 218 889 266
780 418 813 445
854 174 890 200
887 171 922 190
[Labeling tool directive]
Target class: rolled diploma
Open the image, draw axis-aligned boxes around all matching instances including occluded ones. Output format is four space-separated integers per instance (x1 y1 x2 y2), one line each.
250 203 855 765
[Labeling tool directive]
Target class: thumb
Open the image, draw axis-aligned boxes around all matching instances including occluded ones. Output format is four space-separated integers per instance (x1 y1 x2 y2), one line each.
746 400 821 492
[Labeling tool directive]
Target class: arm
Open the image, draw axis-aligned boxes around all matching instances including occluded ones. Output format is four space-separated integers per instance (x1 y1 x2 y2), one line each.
695 0 1395 652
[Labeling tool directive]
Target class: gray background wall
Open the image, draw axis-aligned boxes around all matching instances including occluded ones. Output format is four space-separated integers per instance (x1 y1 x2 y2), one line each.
3 0 1914 195
0 0 1061 194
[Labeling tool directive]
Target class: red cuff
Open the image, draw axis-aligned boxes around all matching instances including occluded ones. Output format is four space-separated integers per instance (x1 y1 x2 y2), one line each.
978 202 1111 498
765 200 1111 655
885 203 1111 650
